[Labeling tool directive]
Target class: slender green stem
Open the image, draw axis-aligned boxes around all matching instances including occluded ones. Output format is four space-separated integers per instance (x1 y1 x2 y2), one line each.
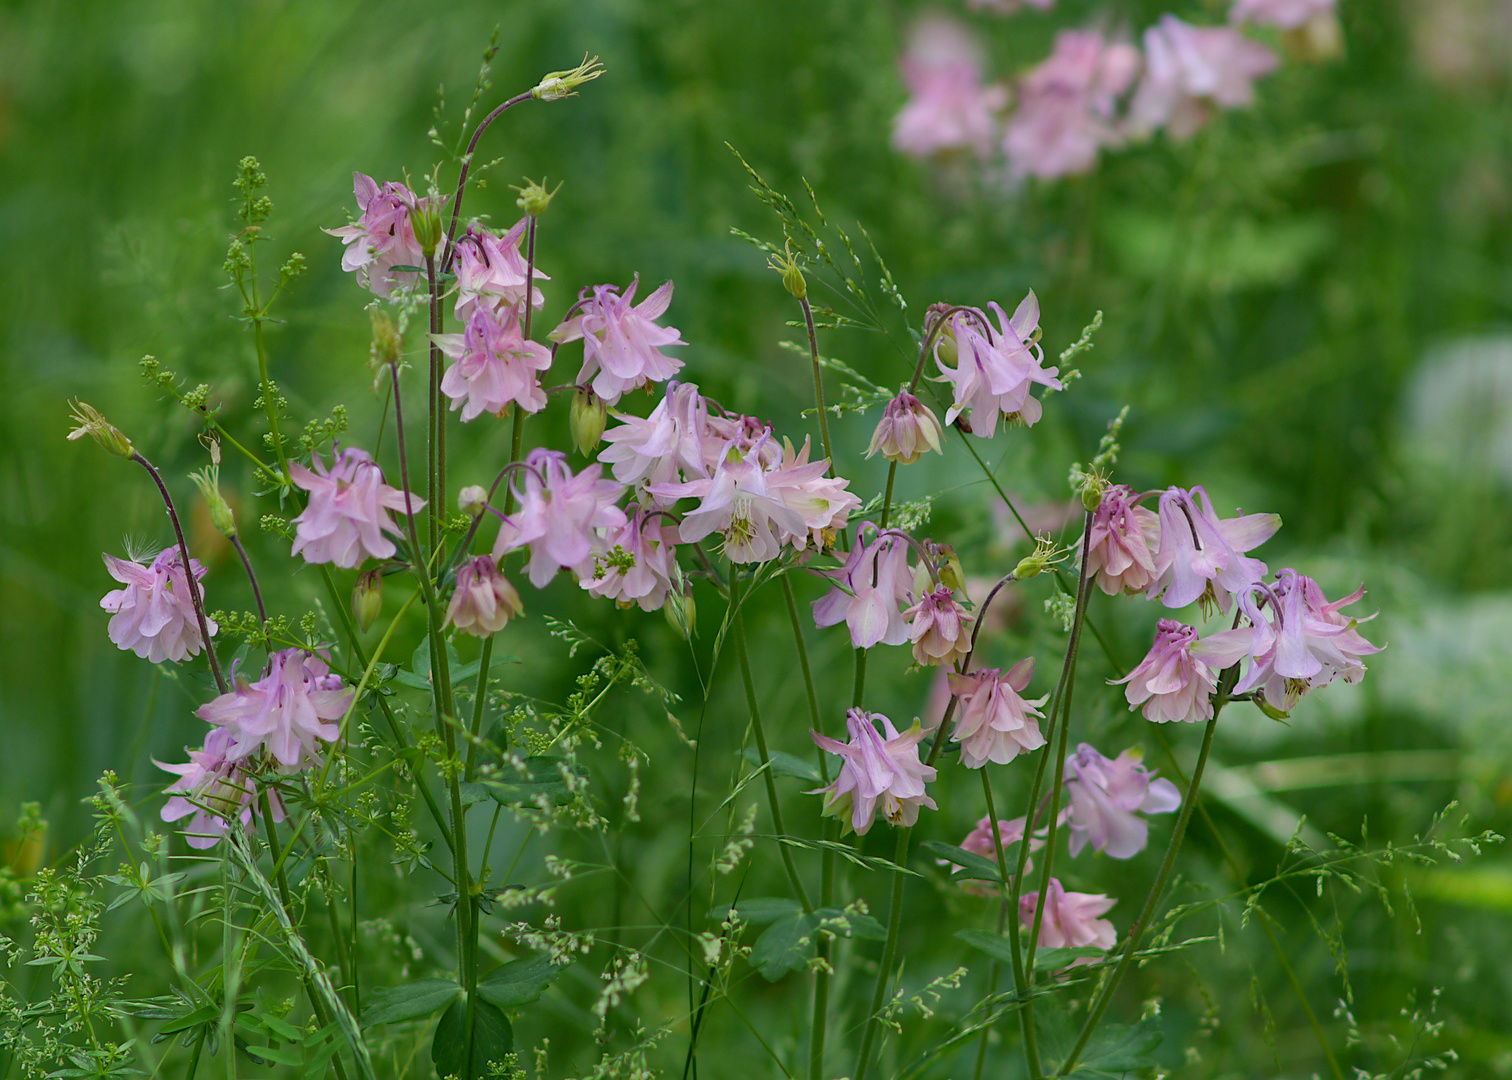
441 89 536 271
426 254 442 556
228 536 267 630
853 827 911 1080
797 295 834 472
251 301 290 481
981 767 1039 1078
878 462 899 531
465 634 496 782
183 1024 206 1080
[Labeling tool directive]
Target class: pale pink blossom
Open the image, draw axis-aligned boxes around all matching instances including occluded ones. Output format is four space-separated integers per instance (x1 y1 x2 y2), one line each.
445 555 524 636
552 278 686 405
452 219 548 320
934 294 1062 438
948 659 1048 767
581 506 679 612
904 586 975 667
867 391 945 464
324 173 429 297
1230 0 1334 30
599 381 711 494
1020 879 1117 954
1004 30 1142 179
1084 485 1161 596
289 447 426 569
1129 16 1279 140
436 305 552 421
968 0 1055 11
811 709 938 835
158 728 284 850
1113 619 1239 724
195 650 353 770
1063 744 1181 859
493 449 628 588
959 815 1042 872
100 549 217 663
811 530 917 648
1148 486 1280 615
767 438 861 551
893 16 1008 159
652 440 805 564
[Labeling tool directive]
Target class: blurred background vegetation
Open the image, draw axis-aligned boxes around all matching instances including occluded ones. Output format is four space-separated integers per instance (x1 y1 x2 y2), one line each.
5 0 1512 1076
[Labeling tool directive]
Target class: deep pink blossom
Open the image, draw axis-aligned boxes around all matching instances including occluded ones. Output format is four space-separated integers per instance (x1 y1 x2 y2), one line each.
436 305 552 421
1004 30 1142 179
158 728 283 850
811 709 938 835
1230 0 1334 29
289 447 426 569
552 278 686 405
904 586 975 667
493 449 628 588
196 650 353 770
948 659 1048 767
1113 619 1244 724
445 555 524 636
324 173 429 297
452 219 548 320
581 506 679 612
1083 485 1161 596
811 530 917 648
893 16 1008 159
1063 744 1181 858
934 294 1062 438
867 391 945 464
599 381 711 494
1129 16 1279 140
652 440 805 564
100 549 217 663
1149 486 1280 615
1020 879 1117 954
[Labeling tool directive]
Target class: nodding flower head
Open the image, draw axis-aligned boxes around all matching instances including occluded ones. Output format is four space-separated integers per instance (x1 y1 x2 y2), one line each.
195 649 352 771
904 586 975 668
1083 484 1161 596
948 658 1048 767
1149 485 1279 616
1020 879 1117 959
1062 744 1181 859
324 174 432 297
552 277 686 405
100 549 217 664
934 293 1062 438
289 446 425 569
445 555 524 637
157 728 283 850
867 391 945 465
811 709 938 835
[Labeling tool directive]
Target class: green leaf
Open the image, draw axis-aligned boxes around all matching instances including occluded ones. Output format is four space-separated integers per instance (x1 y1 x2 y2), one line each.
476 954 564 1008
749 911 821 980
814 906 887 941
738 748 822 783
1032 947 1107 972
156 1004 218 1036
954 929 1018 965
919 840 1008 882
483 757 583 806
458 782 492 808
243 1044 305 1068
708 897 803 926
1064 1016 1162 1078
360 978 461 1026
451 652 522 684
432 997 514 1080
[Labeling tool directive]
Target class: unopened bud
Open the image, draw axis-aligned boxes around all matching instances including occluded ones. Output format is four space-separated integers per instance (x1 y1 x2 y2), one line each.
514 177 560 218
458 484 490 517
1282 12 1343 63
353 570 384 633
533 55 605 101
927 304 959 366
932 543 965 593
189 463 238 538
66 400 134 458
570 387 608 456
665 589 696 640
1080 469 1109 513
412 198 443 258
767 242 806 300
370 309 403 374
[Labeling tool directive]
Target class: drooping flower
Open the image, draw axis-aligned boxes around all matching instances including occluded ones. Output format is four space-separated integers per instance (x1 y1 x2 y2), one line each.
289 447 426 569
767 437 861 551
1063 744 1181 859
452 219 548 320
1113 619 1246 724
551 278 686 405
968 0 1055 11
1229 0 1335 30
324 173 429 297
581 506 679 612
157 728 283 850
599 381 711 494
948 659 1048 767
652 441 805 564
1128 16 1280 140
445 555 524 636
1003 30 1142 179
959 815 1042 871
100 549 217 663
1148 486 1280 615
934 294 1063 438
893 16 1009 160
810 709 938 835
904 586 975 667
811 530 917 648
195 650 353 770
1020 879 1117 953
867 391 945 464
435 305 552 422
1083 484 1161 596
492 449 628 588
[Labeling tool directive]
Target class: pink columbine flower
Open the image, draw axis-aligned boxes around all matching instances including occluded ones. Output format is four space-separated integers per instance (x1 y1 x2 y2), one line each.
445 555 524 636
1128 16 1280 140
324 173 429 297
767 438 861 551
867 391 945 464
959 815 1042 872
904 586 975 667
551 278 686 405
934 294 1063 438
493 449 628 588
811 709 938 835
1084 485 1161 596
599 381 711 494
158 728 283 850
1004 30 1142 179
893 16 1009 160
1063 744 1181 859
1148 486 1280 615
1113 619 1244 724
948 659 1048 767
100 549 217 663
435 304 553 421
1230 0 1334 30
289 447 426 569
969 0 1055 11
811 530 917 648
452 219 548 320
196 650 353 770
652 440 806 564
1020 879 1117 954
581 506 679 612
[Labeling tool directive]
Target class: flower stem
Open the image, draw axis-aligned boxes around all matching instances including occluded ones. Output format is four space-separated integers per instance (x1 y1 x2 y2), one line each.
426 253 442 557
441 90 536 271
229 535 267 630
981 766 1039 1078
852 826 911 1080
797 295 834 472
465 633 495 782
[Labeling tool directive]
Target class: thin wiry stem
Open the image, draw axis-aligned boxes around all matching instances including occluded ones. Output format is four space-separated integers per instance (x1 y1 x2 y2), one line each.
229 535 267 629
441 90 535 271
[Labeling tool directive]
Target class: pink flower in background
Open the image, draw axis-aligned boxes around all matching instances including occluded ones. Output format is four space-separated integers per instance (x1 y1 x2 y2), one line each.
290 447 426 569
1129 16 1279 139
324 173 428 297
968 0 1055 11
1020 879 1117 953
867 391 945 464
904 586 975 667
1084 484 1161 596
1004 30 1141 178
445 555 524 636
1149 486 1280 615
1113 619 1245 724
811 709 938 835
493 449 628 587
653 441 804 564
958 815 1042 872
767 438 861 551
812 530 916 648
196 650 353 770
934 294 1062 438
893 16 1008 159
100 549 217 663
436 305 552 421
158 728 283 850
948 659 1048 767
1063 744 1181 858
581 506 679 612
599 381 711 493
453 219 548 320
552 278 686 404
1230 0 1335 30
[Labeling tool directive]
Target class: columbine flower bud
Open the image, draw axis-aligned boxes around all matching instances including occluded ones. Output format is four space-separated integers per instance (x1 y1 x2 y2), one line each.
189 463 238 538
1077 467 1109 512
352 570 384 633
514 177 560 218
664 588 696 639
1012 536 1063 580
866 391 944 465
926 304 959 365
67 401 134 458
570 386 609 456
412 196 443 259
369 309 403 375
767 243 806 300
532 55 605 101
458 484 490 518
